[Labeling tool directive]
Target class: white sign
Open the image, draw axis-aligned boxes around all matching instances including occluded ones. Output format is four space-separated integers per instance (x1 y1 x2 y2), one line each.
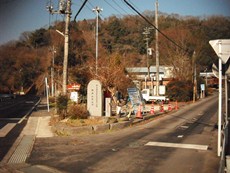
200 84 205 91
209 39 230 64
70 92 78 102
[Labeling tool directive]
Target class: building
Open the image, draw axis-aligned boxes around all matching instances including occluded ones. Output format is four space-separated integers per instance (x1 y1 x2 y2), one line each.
126 66 174 89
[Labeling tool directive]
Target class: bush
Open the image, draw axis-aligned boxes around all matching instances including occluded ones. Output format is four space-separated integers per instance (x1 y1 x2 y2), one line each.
68 103 89 119
166 79 193 102
56 95 68 119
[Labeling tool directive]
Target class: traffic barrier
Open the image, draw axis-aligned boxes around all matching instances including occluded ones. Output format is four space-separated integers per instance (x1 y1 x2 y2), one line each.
136 104 143 119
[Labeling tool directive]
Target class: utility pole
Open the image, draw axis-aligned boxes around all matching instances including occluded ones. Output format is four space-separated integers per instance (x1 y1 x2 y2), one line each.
192 51 197 103
143 27 150 79
47 0 71 95
50 46 56 97
155 0 159 96
63 0 71 95
93 6 103 76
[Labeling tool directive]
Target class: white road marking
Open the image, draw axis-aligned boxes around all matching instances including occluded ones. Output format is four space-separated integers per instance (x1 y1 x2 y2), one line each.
0 123 16 137
180 125 189 129
25 101 34 104
0 118 22 121
145 141 208 150
177 135 184 138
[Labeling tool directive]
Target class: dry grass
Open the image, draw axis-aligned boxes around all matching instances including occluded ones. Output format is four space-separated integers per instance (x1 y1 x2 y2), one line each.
65 117 107 127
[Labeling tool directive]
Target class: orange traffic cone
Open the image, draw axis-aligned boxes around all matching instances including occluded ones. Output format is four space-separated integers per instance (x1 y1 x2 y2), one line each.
136 104 143 119
160 102 164 113
168 102 172 111
150 102 155 115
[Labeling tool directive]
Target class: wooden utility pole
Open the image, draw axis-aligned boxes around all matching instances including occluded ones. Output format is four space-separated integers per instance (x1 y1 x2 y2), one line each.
155 0 159 96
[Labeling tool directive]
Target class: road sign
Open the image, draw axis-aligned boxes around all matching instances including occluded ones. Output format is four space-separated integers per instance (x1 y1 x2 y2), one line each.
67 83 81 90
209 39 230 64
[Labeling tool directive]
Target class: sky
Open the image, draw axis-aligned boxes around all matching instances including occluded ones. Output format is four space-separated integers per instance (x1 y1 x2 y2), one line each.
0 0 230 45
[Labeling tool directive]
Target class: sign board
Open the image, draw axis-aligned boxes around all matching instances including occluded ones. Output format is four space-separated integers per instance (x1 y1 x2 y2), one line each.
67 83 81 90
87 80 103 116
200 84 205 91
70 92 78 102
127 88 143 113
209 39 230 64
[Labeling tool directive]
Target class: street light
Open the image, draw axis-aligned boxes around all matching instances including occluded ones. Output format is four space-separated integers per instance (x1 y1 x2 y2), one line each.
92 6 103 76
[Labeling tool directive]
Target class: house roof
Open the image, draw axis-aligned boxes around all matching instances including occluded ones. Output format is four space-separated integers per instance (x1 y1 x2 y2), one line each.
126 66 166 73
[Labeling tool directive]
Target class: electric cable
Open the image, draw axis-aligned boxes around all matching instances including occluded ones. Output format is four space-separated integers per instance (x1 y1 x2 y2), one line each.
104 0 123 16
123 0 187 53
74 0 89 21
86 0 105 19
112 0 130 15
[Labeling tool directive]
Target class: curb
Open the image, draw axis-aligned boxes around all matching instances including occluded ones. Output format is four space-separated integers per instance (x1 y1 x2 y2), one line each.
52 110 172 136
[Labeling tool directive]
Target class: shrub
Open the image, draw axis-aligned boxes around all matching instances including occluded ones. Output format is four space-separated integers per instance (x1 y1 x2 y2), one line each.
68 103 89 119
166 79 193 102
56 95 68 119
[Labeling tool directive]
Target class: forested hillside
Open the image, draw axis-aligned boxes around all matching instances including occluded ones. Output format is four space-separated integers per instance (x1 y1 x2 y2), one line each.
0 12 229 94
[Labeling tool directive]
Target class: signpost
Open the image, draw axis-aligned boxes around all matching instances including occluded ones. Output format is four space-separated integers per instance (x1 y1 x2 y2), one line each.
209 39 230 157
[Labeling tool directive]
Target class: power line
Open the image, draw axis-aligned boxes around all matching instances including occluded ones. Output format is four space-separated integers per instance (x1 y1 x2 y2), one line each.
123 0 187 53
112 0 130 15
74 0 89 21
104 0 123 16
126 0 142 13
120 0 136 15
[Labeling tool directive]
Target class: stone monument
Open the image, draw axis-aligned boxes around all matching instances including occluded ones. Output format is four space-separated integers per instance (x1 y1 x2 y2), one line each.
87 80 103 116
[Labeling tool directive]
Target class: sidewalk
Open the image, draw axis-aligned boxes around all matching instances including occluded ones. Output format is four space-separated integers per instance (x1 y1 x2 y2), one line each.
0 98 58 173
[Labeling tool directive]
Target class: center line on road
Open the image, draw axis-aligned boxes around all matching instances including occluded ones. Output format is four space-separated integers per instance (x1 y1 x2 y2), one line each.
145 141 209 151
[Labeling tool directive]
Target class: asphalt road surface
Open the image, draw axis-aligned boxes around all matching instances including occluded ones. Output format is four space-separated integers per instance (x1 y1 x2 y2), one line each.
0 95 40 161
28 93 220 173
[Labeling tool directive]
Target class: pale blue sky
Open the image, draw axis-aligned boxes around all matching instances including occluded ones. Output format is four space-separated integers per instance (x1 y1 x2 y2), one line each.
0 0 230 45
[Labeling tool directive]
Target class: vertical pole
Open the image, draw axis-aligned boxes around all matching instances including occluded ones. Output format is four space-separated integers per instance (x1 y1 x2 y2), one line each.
51 46 55 97
45 77 50 112
193 51 197 103
218 41 222 157
155 0 159 96
62 0 71 95
225 74 228 123
93 7 102 76
146 37 150 79
96 9 99 75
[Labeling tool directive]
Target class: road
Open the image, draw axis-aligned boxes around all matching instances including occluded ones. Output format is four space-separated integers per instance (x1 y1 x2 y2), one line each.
0 95 40 161
28 93 220 173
